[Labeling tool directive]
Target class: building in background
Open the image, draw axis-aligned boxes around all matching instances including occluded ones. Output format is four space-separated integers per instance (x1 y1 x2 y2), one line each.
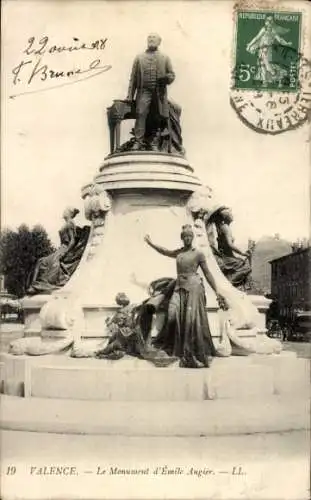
270 245 311 324
250 234 292 294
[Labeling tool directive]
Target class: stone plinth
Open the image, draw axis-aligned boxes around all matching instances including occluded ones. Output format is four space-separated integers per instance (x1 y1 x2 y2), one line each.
1 393 309 436
84 152 201 193
20 153 271 340
23 153 205 336
1 351 309 403
22 295 51 335
249 294 271 332
21 295 269 340
74 152 201 302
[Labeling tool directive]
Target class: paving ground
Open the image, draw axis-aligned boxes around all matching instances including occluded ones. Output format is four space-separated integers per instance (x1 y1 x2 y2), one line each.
282 340 311 359
1 429 310 500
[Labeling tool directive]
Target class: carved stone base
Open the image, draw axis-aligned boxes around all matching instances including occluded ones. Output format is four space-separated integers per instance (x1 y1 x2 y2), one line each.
21 296 269 341
20 153 271 343
1 351 308 403
22 295 51 336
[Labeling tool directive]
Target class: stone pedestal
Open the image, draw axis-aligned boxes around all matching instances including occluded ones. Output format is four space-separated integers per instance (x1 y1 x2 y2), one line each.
248 294 271 334
20 152 271 340
67 152 201 305
23 153 205 336
22 295 51 335
21 293 269 340
1 351 309 403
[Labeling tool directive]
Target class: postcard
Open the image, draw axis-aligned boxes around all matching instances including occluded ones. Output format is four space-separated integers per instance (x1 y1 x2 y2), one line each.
1 1 310 499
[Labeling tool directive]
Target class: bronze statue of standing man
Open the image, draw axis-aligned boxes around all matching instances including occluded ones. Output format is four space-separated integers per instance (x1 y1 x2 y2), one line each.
126 33 175 150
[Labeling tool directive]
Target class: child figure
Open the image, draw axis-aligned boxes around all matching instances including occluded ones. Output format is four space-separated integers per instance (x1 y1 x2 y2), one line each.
96 291 178 366
96 293 139 360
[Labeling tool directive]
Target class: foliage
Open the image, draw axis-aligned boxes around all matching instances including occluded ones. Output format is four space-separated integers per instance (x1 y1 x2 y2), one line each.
0 224 55 297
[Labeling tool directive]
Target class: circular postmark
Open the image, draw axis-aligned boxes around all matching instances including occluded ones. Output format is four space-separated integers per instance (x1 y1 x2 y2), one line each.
231 38 311 134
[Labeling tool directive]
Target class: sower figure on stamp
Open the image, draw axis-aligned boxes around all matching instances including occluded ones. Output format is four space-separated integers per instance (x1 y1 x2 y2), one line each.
126 33 175 151
246 16 292 87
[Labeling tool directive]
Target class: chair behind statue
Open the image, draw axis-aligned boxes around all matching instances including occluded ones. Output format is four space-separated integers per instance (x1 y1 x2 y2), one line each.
106 99 181 156
107 100 136 154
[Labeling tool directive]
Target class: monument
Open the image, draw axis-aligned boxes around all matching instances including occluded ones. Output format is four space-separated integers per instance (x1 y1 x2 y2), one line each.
12 33 280 355
3 33 300 408
21 32 206 341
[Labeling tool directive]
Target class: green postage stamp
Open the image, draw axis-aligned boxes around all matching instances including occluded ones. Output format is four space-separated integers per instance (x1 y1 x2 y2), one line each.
231 8 310 135
234 11 302 92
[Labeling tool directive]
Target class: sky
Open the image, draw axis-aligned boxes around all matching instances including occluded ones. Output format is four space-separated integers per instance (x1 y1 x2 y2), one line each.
1 0 310 246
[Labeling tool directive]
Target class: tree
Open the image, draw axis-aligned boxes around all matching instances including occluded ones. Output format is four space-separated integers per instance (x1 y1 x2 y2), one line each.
0 224 55 297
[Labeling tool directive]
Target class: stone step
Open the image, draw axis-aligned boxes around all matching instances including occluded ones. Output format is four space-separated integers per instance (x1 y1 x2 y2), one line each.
29 361 275 401
250 353 310 396
1 352 309 401
0 393 309 436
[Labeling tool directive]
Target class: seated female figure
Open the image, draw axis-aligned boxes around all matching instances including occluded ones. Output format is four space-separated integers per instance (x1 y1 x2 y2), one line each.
27 207 90 295
206 207 252 289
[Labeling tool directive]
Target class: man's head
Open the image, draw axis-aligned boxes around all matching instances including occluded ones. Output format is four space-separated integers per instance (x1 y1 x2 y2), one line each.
147 33 161 51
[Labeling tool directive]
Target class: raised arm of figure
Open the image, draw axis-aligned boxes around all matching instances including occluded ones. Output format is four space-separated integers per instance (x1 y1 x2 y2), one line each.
246 27 265 51
144 234 180 258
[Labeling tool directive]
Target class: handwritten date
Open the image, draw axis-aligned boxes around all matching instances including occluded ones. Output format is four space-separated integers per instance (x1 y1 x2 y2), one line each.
24 36 108 56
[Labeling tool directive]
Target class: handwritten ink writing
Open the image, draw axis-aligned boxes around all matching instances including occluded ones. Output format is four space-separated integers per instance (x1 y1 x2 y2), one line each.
12 57 111 86
10 36 112 98
23 36 108 56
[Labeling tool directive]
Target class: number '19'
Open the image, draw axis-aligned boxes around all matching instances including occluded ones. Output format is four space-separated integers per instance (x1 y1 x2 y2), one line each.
6 466 16 475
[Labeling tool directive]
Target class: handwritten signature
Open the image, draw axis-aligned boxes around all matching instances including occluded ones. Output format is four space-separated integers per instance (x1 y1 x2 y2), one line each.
9 36 112 99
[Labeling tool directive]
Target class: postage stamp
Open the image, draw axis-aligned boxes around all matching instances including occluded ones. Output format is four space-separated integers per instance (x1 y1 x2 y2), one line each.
234 10 302 92
231 9 311 135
